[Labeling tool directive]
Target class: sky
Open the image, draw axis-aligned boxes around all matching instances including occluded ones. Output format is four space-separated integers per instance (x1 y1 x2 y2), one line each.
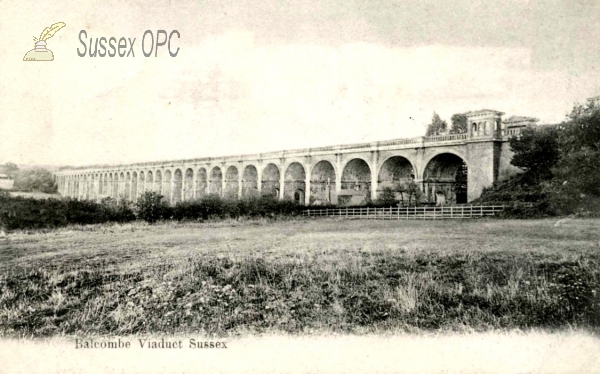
1 0 599 167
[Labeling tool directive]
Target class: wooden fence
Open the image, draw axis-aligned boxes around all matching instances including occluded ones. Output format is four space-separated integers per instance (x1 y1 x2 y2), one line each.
302 205 505 220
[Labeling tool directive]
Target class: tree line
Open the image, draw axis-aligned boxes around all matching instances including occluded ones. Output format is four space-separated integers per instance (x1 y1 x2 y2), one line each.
425 112 468 136
0 163 57 193
476 99 600 216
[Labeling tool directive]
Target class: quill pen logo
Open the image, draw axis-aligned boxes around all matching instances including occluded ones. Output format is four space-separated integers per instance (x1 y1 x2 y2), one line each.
23 22 66 61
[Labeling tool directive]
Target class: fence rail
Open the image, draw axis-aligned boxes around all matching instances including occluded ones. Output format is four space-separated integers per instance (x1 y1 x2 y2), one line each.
302 205 505 220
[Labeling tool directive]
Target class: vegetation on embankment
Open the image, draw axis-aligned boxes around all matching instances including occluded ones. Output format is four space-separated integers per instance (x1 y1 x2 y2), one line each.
475 100 600 217
1 219 598 337
0 191 303 231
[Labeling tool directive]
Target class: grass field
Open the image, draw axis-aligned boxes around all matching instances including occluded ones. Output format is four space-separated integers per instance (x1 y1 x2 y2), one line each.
1 217 599 337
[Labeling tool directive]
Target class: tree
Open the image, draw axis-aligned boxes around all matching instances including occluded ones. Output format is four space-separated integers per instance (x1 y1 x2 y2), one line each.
509 126 559 182
136 191 170 223
13 168 57 193
377 187 398 206
548 101 600 214
425 112 448 136
449 113 468 134
0 163 19 178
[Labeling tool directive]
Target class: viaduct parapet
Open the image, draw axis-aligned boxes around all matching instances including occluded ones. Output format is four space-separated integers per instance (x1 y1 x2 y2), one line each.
55 110 525 205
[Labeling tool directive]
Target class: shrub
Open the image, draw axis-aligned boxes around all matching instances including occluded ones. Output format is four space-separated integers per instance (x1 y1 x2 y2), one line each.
0 193 135 231
136 191 171 223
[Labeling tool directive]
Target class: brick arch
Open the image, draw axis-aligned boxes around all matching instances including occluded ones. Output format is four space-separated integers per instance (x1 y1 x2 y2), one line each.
242 164 259 198
422 152 468 205
284 162 306 203
163 169 173 203
261 163 280 198
377 155 416 192
209 166 223 195
310 160 337 205
183 168 194 201
154 170 162 194
224 165 239 199
196 167 208 198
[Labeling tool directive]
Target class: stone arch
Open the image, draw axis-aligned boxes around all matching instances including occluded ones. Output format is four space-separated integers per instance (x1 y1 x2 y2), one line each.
196 168 208 198
103 174 109 196
119 172 125 199
423 153 468 204
131 172 138 200
261 163 280 198
184 168 194 201
173 169 183 203
377 156 415 189
284 162 306 204
113 173 119 199
98 174 103 195
164 170 172 203
155 170 162 194
224 166 239 199
310 160 336 205
138 171 145 195
242 165 259 198
146 171 154 192
209 167 223 195
125 172 131 201
340 158 371 205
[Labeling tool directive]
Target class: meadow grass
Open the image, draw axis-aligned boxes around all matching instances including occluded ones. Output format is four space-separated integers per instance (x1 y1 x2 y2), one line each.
0 217 599 337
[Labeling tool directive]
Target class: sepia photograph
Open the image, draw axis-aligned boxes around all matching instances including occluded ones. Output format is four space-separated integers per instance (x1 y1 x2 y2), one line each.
1 0 599 373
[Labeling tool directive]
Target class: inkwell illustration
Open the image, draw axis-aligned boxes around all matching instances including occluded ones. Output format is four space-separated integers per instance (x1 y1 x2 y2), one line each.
23 22 66 61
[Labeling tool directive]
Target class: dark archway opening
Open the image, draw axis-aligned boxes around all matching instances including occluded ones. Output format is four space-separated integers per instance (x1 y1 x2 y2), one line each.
310 161 336 205
423 153 468 205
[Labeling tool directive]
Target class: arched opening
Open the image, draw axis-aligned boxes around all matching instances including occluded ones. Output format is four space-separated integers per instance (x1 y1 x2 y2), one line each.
146 171 153 192
91 175 96 200
340 159 371 205
85 176 91 200
242 165 259 198
131 172 138 200
377 156 415 204
224 166 239 199
155 170 162 195
261 163 280 198
173 169 183 203
119 173 125 199
113 174 119 199
196 168 208 198
184 168 194 201
310 161 336 205
284 162 306 204
125 172 131 201
98 175 103 195
138 171 145 195
423 153 468 205
210 167 223 195
103 174 108 196
164 170 172 204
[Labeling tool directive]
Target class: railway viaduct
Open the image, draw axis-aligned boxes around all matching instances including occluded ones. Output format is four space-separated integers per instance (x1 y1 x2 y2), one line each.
54 110 525 205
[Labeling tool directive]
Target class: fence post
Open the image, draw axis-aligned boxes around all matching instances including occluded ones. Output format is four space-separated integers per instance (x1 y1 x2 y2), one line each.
367 206 369 219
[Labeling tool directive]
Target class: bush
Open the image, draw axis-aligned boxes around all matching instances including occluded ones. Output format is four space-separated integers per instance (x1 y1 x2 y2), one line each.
0 193 135 231
135 191 171 223
171 194 302 222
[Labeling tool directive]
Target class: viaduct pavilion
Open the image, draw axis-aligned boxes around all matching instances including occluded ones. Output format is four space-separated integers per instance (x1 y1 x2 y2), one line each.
55 110 527 206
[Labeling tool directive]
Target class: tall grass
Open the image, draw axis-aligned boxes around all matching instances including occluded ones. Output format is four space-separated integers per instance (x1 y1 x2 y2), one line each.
1 219 598 337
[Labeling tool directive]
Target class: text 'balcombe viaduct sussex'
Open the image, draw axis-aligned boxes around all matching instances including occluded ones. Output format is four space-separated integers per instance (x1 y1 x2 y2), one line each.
55 110 534 206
